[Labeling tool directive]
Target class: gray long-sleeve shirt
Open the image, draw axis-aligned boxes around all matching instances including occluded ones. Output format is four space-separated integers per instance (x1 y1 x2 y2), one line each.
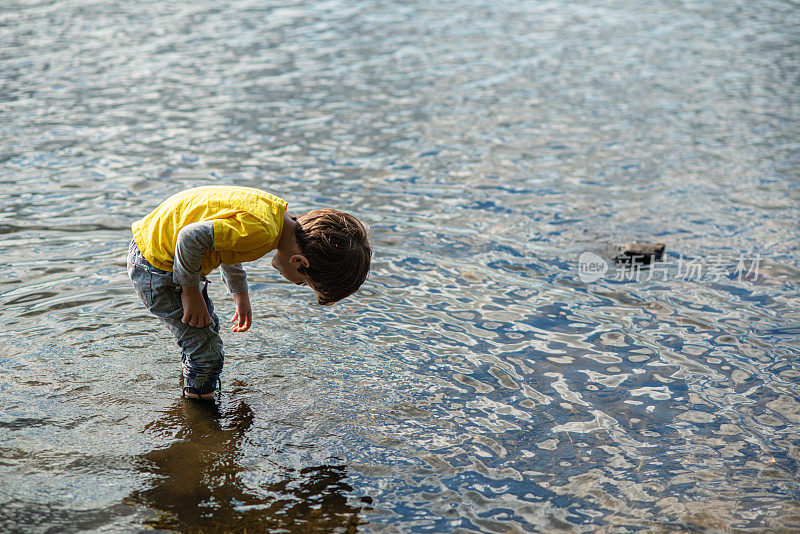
172 221 248 294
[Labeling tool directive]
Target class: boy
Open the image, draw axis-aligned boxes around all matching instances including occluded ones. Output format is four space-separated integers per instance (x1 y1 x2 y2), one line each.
127 185 371 400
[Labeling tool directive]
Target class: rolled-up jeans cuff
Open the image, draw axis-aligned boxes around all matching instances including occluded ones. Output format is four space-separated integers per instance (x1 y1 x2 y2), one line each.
183 375 219 394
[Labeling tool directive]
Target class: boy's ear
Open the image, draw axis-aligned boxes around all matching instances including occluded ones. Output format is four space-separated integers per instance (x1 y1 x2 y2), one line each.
290 254 310 269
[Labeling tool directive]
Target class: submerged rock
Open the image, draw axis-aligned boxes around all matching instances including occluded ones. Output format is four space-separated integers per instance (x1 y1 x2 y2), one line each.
613 242 665 265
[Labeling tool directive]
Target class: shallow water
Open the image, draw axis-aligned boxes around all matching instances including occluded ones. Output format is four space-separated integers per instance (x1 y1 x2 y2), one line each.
1 0 799 532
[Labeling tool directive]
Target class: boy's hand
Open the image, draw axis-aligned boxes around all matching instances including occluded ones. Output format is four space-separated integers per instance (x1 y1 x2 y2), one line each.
181 285 212 328
231 291 252 332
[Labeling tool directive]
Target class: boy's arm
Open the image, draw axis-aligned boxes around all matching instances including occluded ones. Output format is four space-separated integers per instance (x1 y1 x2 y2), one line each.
174 221 214 328
220 263 247 294
220 264 252 332
173 221 214 287
173 221 252 332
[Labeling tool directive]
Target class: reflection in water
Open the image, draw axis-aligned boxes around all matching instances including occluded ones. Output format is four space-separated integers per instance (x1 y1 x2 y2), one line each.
128 400 367 533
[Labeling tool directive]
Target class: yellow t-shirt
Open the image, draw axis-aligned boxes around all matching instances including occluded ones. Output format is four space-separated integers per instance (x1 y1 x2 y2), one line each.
131 186 287 276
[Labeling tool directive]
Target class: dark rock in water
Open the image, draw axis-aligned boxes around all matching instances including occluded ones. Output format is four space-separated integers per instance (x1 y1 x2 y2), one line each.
613 242 665 265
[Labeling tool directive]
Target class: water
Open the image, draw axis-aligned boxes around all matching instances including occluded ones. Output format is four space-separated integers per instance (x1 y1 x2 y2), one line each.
1 0 799 531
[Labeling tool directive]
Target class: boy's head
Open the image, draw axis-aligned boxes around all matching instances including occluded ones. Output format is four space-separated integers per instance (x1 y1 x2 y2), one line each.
292 208 371 305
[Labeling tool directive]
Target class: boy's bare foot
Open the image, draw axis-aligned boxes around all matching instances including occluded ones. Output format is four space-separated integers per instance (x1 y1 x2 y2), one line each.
183 390 214 400
182 387 215 400
182 378 220 400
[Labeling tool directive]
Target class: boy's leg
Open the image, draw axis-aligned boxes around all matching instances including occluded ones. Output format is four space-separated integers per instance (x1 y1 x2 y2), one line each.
172 279 223 395
127 240 224 398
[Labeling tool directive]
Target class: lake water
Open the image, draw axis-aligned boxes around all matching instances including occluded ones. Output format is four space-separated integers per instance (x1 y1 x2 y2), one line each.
1 0 799 532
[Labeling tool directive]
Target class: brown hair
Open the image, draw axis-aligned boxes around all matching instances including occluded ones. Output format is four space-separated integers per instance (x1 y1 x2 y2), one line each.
294 208 372 305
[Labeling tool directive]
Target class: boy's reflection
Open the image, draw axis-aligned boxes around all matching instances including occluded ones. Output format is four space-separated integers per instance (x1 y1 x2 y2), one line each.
128 399 369 533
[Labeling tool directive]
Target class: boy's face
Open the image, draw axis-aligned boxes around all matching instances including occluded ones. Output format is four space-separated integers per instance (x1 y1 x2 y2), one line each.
271 250 315 290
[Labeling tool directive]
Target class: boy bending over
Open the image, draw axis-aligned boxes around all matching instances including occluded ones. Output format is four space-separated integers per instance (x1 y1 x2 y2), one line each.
127 186 371 399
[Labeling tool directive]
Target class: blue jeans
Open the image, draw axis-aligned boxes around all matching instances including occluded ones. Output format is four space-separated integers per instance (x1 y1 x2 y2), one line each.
127 240 223 394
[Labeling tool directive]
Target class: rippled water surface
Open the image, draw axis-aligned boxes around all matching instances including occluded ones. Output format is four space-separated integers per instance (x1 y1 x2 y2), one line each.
2 0 799 532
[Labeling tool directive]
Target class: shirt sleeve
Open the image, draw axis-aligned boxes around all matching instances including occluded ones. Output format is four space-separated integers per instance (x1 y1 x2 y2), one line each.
173 221 215 287
220 263 248 294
